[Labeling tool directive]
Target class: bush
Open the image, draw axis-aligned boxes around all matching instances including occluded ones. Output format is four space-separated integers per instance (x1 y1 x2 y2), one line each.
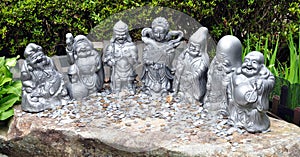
0 0 298 58
0 56 22 121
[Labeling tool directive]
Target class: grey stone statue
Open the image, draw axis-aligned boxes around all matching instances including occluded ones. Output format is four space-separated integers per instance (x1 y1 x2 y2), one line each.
21 43 68 112
173 27 210 103
66 33 104 100
104 20 138 95
203 35 242 116
227 51 275 133
141 17 183 96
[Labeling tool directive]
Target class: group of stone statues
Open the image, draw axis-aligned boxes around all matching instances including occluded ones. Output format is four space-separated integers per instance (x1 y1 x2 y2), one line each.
20 17 275 133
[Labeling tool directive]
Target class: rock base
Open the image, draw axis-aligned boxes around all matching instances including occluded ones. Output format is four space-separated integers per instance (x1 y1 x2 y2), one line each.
1 93 300 156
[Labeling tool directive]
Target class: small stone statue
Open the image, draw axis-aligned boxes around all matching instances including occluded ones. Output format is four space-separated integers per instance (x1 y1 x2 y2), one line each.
173 27 210 103
104 20 138 95
227 51 275 133
141 17 183 96
21 43 68 112
66 33 104 100
203 35 242 116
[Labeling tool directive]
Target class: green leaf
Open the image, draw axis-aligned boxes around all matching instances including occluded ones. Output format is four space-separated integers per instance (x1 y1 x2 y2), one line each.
5 55 19 68
0 108 14 121
0 94 19 114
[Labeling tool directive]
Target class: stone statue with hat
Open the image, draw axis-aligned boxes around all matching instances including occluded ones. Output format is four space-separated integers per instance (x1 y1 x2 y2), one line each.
141 17 183 96
104 20 138 95
21 43 68 112
66 33 104 100
173 27 210 103
203 35 242 117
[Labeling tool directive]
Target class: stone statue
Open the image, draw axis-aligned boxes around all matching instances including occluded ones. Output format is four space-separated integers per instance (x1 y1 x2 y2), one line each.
227 51 275 133
173 27 210 103
66 33 104 100
104 20 138 95
141 17 183 96
203 35 242 116
21 43 68 112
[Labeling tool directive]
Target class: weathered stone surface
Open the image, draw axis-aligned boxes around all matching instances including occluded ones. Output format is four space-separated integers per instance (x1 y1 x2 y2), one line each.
1 93 300 156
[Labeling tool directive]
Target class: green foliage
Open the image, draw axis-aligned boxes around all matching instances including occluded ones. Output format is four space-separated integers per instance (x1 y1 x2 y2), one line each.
0 0 298 58
0 56 22 120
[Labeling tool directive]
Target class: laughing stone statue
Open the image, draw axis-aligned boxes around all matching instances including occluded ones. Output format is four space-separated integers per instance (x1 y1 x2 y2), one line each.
203 35 242 116
66 33 104 100
141 17 183 96
21 43 68 112
227 51 275 133
104 20 138 95
173 27 210 104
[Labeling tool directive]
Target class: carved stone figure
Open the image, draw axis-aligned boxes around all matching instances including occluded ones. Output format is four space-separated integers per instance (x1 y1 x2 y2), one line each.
104 20 138 95
203 35 242 116
227 51 275 133
21 43 68 112
173 27 210 103
141 17 183 96
66 33 104 100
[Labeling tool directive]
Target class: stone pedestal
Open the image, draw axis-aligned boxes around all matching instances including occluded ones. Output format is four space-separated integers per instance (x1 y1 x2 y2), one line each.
1 103 300 157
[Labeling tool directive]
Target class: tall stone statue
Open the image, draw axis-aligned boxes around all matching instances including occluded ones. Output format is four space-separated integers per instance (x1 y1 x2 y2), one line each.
203 35 242 116
104 20 138 95
227 51 275 133
173 27 210 103
66 33 104 100
21 43 68 112
141 17 183 96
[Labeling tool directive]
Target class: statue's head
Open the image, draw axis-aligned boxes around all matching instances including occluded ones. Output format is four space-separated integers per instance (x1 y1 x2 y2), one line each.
24 43 47 68
241 51 264 77
151 17 169 42
188 27 208 57
113 20 131 44
73 35 93 57
215 35 242 73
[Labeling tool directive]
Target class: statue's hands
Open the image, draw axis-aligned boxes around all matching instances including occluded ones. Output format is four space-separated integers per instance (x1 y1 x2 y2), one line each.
108 59 115 66
66 33 74 49
256 79 263 90
165 46 174 54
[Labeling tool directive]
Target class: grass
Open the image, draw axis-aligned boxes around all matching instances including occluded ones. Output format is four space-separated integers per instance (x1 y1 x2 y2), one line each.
242 30 300 109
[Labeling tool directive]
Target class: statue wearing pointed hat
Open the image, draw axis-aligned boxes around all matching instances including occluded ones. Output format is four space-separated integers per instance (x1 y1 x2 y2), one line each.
173 27 210 103
104 20 138 95
66 33 104 99
204 35 242 116
141 17 183 96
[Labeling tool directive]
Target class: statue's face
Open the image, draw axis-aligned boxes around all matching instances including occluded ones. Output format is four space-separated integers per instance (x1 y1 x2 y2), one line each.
153 26 167 42
241 55 262 77
75 40 92 56
115 31 127 44
188 42 200 57
28 51 46 68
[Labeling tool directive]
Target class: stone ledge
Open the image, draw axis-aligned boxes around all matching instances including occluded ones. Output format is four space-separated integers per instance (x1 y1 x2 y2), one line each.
1 103 300 157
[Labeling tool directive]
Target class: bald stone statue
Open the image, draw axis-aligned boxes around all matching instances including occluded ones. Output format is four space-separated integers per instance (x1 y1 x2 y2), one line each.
227 51 275 133
173 27 210 104
204 35 242 116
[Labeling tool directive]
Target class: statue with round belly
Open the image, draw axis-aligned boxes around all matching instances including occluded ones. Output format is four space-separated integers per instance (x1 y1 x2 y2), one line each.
227 51 275 133
66 34 104 100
